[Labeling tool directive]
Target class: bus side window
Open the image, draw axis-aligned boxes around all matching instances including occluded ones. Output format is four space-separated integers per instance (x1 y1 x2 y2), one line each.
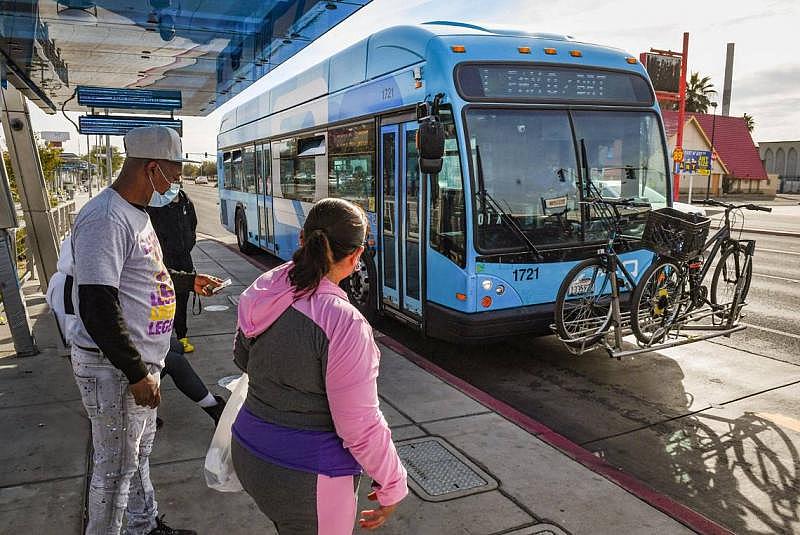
243 145 256 194
278 138 317 203
327 122 376 212
223 152 232 189
429 112 466 267
231 149 243 191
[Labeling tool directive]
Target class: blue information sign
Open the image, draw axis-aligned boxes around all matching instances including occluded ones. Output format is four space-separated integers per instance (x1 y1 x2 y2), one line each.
79 115 183 136
674 150 712 176
77 86 182 111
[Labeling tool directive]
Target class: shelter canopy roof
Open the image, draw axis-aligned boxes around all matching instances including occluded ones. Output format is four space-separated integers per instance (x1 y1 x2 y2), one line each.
0 0 370 115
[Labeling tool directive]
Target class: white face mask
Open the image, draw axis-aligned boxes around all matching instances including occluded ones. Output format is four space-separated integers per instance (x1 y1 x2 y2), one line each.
148 164 180 207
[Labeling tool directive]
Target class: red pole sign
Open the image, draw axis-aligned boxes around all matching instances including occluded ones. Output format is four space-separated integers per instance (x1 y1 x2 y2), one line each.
673 32 689 201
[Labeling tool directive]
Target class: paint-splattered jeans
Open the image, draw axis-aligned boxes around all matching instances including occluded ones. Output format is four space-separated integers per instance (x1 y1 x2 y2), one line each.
72 347 161 535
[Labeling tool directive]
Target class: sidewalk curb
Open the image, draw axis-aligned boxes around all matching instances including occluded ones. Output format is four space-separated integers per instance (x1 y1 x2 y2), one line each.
218 236 733 535
377 334 734 535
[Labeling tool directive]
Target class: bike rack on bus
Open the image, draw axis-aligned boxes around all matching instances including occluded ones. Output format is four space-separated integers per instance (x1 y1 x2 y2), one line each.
550 301 749 359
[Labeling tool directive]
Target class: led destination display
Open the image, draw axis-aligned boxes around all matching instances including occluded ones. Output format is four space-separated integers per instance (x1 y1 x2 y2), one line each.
457 64 653 105
77 86 182 111
79 115 183 136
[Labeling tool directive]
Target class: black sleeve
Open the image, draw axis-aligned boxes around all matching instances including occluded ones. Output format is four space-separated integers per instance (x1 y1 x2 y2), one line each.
233 329 251 372
78 284 149 384
188 198 198 250
169 269 196 294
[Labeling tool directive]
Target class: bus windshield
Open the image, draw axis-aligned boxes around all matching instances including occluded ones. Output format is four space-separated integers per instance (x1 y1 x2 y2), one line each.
467 108 668 252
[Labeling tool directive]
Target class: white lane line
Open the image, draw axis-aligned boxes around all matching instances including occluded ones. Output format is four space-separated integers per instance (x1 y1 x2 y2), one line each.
744 323 800 340
757 247 800 256
752 272 800 284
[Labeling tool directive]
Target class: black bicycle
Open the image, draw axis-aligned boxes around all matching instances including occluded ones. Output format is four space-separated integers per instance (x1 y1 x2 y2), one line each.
554 196 650 349
629 199 771 345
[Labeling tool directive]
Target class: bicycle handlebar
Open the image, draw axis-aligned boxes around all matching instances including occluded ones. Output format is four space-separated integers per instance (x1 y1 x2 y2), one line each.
699 199 772 212
582 197 651 208
746 204 772 213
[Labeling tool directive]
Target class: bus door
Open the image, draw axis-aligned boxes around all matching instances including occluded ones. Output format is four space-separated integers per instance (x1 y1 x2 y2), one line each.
379 122 422 318
255 143 275 251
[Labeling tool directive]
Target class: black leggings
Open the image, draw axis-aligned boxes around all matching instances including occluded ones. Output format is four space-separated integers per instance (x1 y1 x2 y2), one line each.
160 337 208 402
173 290 190 339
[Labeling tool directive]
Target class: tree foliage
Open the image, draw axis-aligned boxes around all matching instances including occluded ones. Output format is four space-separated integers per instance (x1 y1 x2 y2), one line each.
742 113 755 133
2 144 63 202
685 72 716 113
200 160 217 177
82 145 123 179
182 163 200 177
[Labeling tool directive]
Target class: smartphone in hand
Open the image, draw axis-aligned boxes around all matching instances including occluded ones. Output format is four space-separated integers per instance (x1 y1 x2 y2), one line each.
211 278 232 294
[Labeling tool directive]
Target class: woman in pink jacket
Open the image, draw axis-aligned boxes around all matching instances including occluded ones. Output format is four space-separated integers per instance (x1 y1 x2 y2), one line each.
231 198 407 534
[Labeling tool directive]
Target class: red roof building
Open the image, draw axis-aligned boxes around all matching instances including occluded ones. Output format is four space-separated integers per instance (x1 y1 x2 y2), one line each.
661 110 770 195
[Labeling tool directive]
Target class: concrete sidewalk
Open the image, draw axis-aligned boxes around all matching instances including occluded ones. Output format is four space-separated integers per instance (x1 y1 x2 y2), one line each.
0 239 712 534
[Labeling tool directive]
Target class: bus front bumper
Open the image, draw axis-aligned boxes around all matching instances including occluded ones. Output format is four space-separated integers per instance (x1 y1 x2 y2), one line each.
425 302 555 343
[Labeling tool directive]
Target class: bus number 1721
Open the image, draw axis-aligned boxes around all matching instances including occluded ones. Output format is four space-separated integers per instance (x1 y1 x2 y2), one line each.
512 267 539 281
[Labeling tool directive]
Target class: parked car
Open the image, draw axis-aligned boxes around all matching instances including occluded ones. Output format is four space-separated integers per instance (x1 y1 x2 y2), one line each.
195 176 209 184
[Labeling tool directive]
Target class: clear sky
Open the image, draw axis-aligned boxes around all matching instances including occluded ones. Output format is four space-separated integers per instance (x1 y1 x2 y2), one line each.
13 0 799 157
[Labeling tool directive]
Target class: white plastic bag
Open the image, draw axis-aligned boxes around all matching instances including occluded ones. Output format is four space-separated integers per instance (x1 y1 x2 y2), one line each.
204 373 248 492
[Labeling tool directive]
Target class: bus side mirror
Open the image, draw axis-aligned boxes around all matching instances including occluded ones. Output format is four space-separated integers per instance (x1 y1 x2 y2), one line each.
416 102 444 175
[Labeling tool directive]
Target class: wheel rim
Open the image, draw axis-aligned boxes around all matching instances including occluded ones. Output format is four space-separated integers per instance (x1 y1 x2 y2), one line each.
560 265 613 340
347 258 371 308
717 252 742 305
636 263 682 342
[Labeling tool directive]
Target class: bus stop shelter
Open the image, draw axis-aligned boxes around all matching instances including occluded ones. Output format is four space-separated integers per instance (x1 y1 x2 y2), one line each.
0 0 372 355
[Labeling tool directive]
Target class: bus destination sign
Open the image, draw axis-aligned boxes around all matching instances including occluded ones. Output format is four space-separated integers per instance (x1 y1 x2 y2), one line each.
77 86 182 111
457 64 653 105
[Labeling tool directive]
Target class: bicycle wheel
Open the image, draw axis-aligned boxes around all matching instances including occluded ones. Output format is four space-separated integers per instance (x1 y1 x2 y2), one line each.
555 257 614 347
711 245 753 322
630 258 685 345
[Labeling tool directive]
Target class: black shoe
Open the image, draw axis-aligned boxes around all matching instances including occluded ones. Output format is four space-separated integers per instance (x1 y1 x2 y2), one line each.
156 417 164 430
147 515 196 535
202 395 227 426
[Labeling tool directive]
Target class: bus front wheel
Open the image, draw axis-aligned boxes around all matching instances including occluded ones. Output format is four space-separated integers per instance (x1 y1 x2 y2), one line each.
341 251 377 323
235 208 257 255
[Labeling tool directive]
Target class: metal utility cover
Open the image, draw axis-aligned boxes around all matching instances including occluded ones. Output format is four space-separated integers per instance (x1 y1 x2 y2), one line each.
395 437 497 502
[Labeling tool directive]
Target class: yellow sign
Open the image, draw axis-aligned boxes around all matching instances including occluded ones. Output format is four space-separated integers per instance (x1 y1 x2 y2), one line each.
672 147 684 162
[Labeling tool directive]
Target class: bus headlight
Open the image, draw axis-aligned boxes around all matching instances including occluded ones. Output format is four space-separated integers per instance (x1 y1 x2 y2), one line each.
481 280 493 291
495 285 505 295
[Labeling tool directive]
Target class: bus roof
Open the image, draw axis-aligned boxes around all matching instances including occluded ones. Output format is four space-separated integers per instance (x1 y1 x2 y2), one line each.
220 21 643 135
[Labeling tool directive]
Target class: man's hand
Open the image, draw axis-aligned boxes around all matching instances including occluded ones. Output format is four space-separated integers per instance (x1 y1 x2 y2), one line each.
194 274 224 297
359 491 399 530
129 374 160 408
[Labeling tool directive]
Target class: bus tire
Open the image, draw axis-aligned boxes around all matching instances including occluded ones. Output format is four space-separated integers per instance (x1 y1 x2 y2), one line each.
235 208 257 255
341 250 377 323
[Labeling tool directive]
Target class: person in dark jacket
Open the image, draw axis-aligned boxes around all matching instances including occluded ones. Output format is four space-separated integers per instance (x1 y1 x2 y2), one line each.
146 187 198 353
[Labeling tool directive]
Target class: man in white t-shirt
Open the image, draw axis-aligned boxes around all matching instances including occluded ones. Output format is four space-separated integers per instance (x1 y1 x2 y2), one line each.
70 126 222 535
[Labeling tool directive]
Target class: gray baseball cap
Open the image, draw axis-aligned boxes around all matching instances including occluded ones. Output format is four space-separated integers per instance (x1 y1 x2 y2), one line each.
123 126 199 163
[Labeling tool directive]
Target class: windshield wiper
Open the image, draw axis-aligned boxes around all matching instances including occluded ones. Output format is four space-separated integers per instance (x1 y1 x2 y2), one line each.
475 145 541 258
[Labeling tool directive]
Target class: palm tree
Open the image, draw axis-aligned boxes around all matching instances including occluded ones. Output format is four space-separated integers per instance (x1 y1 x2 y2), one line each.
685 72 716 113
742 113 755 133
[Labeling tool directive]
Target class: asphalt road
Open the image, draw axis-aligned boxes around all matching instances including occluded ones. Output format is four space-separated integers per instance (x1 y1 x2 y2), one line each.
183 181 230 239
187 181 800 534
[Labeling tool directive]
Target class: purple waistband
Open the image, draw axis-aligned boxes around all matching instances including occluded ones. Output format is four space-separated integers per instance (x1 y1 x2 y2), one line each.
232 406 362 477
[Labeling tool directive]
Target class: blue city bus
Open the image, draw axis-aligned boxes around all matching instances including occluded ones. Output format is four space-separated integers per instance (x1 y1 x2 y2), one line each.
218 22 670 342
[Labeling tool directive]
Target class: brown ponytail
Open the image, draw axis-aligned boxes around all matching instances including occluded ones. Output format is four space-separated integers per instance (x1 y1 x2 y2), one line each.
289 198 367 295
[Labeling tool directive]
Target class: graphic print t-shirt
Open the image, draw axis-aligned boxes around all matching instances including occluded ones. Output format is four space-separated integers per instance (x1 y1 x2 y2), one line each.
70 188 176 367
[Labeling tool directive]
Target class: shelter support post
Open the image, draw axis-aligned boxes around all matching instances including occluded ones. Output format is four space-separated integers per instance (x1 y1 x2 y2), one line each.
0 228 37 356
0 83 60 293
